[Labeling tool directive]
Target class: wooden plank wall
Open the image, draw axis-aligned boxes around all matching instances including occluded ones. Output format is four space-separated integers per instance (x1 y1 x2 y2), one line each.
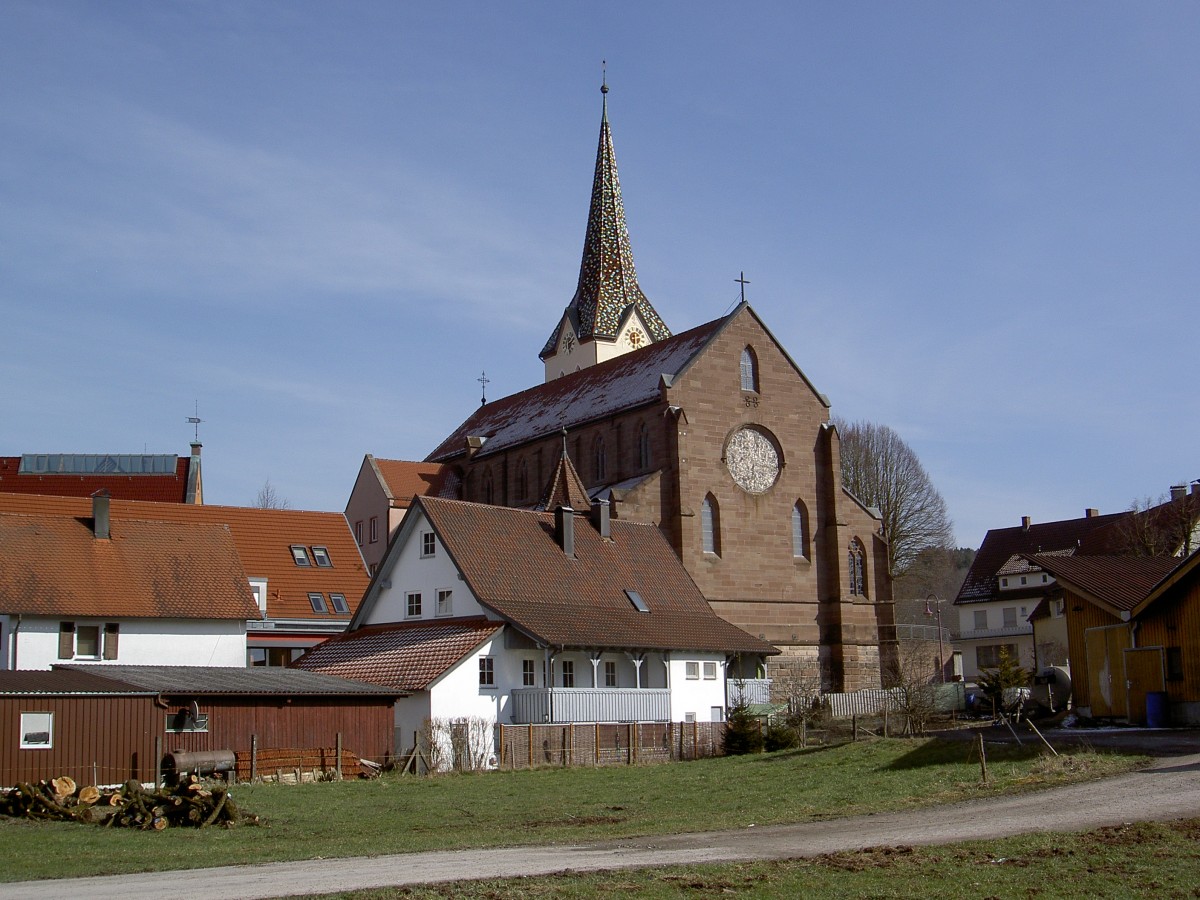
1127 578 1200 705
1064 592 1122 709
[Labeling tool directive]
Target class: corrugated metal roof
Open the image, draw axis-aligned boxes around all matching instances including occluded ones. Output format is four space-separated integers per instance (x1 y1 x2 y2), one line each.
60 664 402 696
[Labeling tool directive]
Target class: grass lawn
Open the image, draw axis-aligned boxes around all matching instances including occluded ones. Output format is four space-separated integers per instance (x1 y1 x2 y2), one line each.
0 737 1146 883
314 819 1200 899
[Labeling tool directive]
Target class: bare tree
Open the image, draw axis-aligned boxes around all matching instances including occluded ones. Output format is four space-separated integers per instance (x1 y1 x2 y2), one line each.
1115 491 1200 557
254 479 291 510
833 418 954 576
885 638 944 736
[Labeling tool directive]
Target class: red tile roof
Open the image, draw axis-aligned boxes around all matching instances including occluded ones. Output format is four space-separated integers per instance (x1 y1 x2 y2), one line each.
427 316 726 463
0 494 368 622
294 618 502 690
0 510 258 620
538 451 591 512
0 455 193 502
1029 553 1182 616
371 459 450 508
415 497 778 655
956 512 1128 604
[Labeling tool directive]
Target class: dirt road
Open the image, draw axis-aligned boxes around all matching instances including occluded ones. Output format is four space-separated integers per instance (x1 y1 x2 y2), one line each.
3 752 1198 899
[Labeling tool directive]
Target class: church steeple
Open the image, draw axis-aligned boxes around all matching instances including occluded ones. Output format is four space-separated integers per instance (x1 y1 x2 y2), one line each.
540 78 671 379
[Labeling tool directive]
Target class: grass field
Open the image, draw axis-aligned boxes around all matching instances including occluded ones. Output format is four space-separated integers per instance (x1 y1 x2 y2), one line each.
313 819 1200 899
0 737 1146 883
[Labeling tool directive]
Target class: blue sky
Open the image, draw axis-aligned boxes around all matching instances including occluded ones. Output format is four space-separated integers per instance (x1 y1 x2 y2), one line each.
2 2 1196 547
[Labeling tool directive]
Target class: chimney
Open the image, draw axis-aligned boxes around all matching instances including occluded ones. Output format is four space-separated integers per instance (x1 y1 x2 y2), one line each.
591 499 611 540
1170 484 1187 501
1192 481 1200 496
1021 516 1031 531
554 505 575 557
92 489 111 540
1085 508 1099 518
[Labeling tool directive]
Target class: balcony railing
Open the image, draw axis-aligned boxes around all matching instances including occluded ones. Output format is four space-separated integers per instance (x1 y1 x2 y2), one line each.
510 687 670 724
727 679 772 706
953 625 1033 641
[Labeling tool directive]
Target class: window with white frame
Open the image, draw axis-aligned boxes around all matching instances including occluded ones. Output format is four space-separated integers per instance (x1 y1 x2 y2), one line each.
1002 607 1017 628
479 657 495 687
308 593 327 613
290 545 311 566
421 532 436 557
604 660 617 687
311 546 332 567
329 593 350 614
561 660 575 688
436 589 453 616
58 622 114 660
684 711 697 723
370 517 379 543
522 659 536 687
703 661 717 680
739 346 759 393
355 520 363 545
685 661 700 680
973 609 987 630
20 712 53 749
406 592 422 618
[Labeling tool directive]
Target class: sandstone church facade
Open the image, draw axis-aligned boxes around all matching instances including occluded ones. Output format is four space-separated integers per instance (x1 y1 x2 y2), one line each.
425 87 896 692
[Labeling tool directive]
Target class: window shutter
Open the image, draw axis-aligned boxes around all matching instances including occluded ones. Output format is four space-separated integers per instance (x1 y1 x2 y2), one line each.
58 622 75 659
103 622 119 660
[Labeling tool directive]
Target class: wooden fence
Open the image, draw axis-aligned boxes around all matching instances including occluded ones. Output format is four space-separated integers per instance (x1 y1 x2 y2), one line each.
495 721 724 770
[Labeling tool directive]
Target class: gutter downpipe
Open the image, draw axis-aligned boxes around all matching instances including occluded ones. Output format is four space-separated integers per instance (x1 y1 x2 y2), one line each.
10 615 20 670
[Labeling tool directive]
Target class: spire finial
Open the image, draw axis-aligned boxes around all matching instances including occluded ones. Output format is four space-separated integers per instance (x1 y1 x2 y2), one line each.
601 60 608 95
561 426 569 457
736 271 750 304
477 370 490 407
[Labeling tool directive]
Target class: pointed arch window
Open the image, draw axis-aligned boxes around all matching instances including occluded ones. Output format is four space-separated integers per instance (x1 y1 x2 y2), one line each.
637 422 651 470
848 539 866 597
515 459 529 501
792 501 810 559
594 436 607 482
740 347 759 393
701 493 721 556
482 468 495 505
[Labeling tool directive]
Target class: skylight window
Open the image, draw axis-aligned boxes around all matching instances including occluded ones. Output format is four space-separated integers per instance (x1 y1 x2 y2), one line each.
329 593 350 614
308 593 327 613
311 546 332 567
290 546 311 566
625 590 649 613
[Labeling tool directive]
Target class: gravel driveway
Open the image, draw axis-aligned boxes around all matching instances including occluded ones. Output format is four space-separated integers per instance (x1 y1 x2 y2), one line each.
3 742 1198 900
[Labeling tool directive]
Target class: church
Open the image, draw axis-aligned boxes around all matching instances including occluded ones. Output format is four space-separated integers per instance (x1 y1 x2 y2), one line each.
424 85 896 693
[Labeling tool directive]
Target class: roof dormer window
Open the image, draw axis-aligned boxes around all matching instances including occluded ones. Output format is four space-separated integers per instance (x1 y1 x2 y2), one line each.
311 546 332 567
290 546 311 566
308 592 327 613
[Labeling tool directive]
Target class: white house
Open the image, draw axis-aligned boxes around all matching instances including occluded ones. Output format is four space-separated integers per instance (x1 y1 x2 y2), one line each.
298 455 777 756
0 492 259 670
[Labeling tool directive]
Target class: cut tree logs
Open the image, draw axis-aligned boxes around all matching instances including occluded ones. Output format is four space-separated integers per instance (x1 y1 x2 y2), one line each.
0 775 259 829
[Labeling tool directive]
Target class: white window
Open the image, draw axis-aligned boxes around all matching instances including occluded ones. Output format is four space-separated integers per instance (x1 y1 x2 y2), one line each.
605 660 617 687
561 660 575 687
355 520 363 546
308 593 327 613
290 545 311 566
739 347 759 392
686 661 700 680
437 589 453 617
1020 576 1027 585
684 712 697 723
421 532 436 557
20 712 53 749
370 517 379 543
479 657 495 687
522 659 536 687
703 661 717 680
329 593 350 614
1001 577 1008 588
1003 607 1017 628
974 610 987 630
711 706 724 722
406 592 422 618
311 546 332 567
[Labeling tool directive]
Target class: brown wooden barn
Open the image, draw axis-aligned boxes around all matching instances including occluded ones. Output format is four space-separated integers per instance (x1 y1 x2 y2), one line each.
0 665 401 787
1032 551 1200 725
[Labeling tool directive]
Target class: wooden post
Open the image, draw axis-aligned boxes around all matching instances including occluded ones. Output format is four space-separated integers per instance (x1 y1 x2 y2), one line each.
568 723 575 767
883 706 889 738
594 723 600 765
852 714 858 742
528 723 534 769
692 719 698 759
335 732 343 781
499 724 506 768
155 736 163 788
977 732 989 783
800 718 807 748
250 734 258 783
627 723 633 765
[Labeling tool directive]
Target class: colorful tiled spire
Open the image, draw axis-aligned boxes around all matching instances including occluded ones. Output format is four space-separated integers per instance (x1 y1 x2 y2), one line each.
540 83 671 360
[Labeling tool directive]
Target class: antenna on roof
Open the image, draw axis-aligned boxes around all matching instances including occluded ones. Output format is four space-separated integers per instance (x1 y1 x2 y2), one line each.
477 371 490 407
187 401 204 442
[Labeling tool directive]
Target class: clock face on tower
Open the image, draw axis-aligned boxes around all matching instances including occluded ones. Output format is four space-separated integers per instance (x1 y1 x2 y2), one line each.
626 327 645 349
725 427 781 494
561 332 575 353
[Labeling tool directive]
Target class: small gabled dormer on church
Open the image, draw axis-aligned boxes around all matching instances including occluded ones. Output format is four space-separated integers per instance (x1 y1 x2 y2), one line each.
540 81 671 382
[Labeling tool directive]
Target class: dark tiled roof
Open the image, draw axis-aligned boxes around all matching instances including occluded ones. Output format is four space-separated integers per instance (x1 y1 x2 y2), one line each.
60 664 400 696
371 458 449 508
419 497 778 655
956 512 1128 604
0 669 153 696
294 618 502 691
1028 554 1182 614
428 316 725 463
539 93 670 358
0 494 368 622
0 511 259 620
0 455 192 502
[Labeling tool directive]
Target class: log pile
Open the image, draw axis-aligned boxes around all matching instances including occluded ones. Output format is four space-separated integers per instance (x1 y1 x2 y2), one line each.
0 775 259 829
